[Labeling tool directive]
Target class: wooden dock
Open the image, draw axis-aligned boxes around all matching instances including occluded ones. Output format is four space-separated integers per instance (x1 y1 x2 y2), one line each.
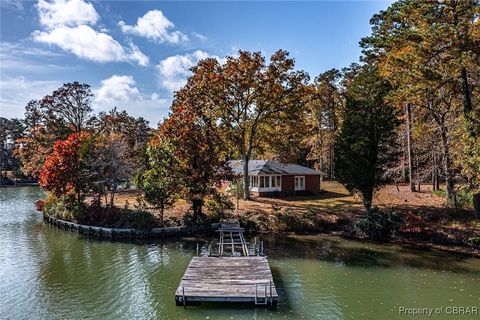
175 256 278 307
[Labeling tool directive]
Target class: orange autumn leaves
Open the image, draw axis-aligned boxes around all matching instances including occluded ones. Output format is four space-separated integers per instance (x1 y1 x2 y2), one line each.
39 132 90 198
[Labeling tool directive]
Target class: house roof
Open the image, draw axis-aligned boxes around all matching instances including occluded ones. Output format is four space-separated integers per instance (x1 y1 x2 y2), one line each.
228 160 324 176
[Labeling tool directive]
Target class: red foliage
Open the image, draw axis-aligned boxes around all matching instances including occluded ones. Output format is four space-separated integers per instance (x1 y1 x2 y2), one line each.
35 199 45 212
39 132 90 198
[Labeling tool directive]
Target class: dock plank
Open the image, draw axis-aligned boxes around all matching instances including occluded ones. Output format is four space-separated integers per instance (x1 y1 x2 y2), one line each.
175 256 278 307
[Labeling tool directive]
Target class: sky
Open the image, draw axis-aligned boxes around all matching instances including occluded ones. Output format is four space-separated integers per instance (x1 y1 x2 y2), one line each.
0 0 393 125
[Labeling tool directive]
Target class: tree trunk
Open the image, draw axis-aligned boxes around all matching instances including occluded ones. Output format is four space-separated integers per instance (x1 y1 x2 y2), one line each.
160 204 164 226
416 156 421 192
461 68 473 120
110 187 115 207
236 193 239 212
192 199 203 217
473 193 480 219
330 143 335 179
363 196 372 212
401 136 406 182
406 104 416 192
76 189 81 207
432 150 437 191
242 155 250 200
97 190 102 207
440 127 456 206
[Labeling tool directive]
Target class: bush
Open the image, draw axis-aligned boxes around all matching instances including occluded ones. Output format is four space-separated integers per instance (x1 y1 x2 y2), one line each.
277 208 324 233
205 193 234 222
128 210 155 231
354 207 403 241
35 199 45 212
182 211 209 226
42 193 156 231
42 193 85 221
454 188 473 210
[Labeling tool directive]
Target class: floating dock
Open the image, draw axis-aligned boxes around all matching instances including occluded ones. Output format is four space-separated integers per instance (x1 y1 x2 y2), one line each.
175 256 278 307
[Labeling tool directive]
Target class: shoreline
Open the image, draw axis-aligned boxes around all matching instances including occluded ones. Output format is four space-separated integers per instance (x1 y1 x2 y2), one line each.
43 212 480 258
0 183 39 188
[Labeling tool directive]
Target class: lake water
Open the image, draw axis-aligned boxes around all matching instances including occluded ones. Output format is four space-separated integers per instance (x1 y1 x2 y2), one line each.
1 187 479 319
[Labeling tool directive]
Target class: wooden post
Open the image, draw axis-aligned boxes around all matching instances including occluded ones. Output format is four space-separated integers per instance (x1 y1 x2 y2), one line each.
182 286 186 308
196 243 199 256
260 241 264 256
270 281 272 304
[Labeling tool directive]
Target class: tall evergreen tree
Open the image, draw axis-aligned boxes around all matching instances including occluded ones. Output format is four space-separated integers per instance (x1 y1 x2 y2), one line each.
335 65 400 211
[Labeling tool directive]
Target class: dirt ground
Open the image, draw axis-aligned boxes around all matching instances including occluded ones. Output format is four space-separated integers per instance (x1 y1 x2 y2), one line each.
114 181 449 219
107 181 480 251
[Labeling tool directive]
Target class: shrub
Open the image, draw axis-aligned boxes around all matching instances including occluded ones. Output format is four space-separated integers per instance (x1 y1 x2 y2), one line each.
129 210 155 231
278 208 317 233
35 199 45 212
467 237 480 249
454 188 473 210
354 207 403 241
205 193 234 222
42 193 85 221
182 211 208 226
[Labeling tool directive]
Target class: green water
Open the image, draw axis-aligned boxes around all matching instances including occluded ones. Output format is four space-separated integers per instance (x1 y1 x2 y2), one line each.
1 187 479 320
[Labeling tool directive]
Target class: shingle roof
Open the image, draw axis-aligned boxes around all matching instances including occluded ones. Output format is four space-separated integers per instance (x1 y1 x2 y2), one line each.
228 160 324 176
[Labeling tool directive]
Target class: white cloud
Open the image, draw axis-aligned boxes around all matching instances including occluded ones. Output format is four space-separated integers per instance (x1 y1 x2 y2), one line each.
33 25 149 66
119 10 188 44
32 0 149 66
37 0 99 29
94 75 170 123
1 0 24 10
156 50 214 92
0 76 61 118
192 32 207 42
95 75 141 105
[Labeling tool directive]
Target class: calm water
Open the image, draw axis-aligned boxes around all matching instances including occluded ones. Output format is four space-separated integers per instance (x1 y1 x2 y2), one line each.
1 187 479 320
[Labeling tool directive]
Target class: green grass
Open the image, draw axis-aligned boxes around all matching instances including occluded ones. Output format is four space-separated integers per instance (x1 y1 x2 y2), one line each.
432 189 446 197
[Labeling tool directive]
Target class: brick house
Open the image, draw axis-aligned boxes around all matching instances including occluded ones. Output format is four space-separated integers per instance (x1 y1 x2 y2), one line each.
228 160 324 197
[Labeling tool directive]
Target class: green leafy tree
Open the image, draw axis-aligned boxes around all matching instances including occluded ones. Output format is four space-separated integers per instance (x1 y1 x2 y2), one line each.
161 59 232 218
141 143 178 225
335 65 400 211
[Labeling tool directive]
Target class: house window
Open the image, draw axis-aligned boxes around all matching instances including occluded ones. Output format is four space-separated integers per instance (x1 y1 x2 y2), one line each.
260 176 271 188
253 176 258 187
271 175 281 188
295 176 305 191
249 175 258 188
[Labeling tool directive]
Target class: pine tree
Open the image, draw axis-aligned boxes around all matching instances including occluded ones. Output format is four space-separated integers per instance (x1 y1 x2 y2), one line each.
335 65 400 211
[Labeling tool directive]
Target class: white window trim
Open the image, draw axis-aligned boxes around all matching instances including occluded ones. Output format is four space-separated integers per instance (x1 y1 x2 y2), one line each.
295 176 305 191
249 175 282 192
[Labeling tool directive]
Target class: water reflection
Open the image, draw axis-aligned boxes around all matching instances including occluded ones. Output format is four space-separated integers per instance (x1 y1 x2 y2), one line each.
265 235 480 274
1 187 479 320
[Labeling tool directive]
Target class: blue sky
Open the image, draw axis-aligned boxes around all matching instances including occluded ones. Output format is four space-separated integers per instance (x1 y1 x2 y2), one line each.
0 0 392 125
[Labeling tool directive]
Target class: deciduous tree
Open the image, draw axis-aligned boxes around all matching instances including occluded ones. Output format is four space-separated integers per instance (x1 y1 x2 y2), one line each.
161 59 231 217
142 142 178 225
39 132 91 205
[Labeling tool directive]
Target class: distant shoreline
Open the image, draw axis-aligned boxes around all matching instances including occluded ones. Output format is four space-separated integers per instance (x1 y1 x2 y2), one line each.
0 183 39 188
